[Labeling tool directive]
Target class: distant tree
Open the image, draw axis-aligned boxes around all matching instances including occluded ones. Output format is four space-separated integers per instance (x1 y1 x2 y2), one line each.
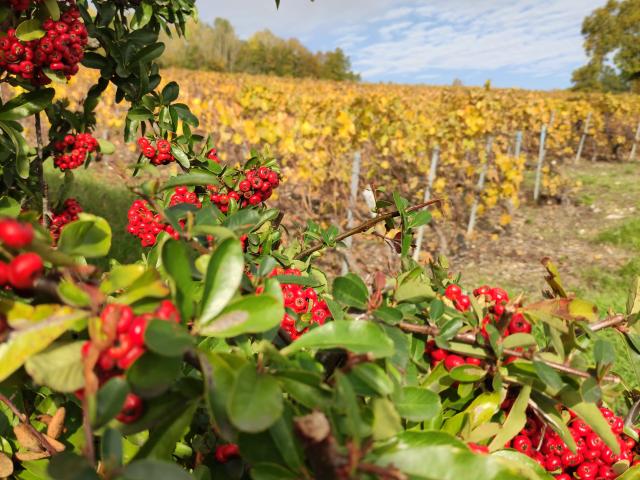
572 0 640 92
452 78 463 87
160 20 358 81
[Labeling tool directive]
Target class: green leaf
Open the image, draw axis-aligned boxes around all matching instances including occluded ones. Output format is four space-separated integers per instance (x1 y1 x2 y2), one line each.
617 465 640 480
133 401 198 460
131 0 153 29
48 452 100 480
0 308 87 382
25 341 84 393
160 172 221 190
57 280 91 307
199 292 283 338
533 361 565 392
132 43 165 65
503 333 537 349
394 386 441 422
332 274 369 309
127 106 153 121
449 365 487 383
251 463 298 480
127 353 182 397
15 19 46 41
101 429 123 471
228 364 283 433
58 213 112 258
197 238 244 328
144 320 194 357
0 88 54 121
465 391 501 429
372 398 402 441
281 321 394 358
98 139 116 155
94 377 130 429
594 338 615 367
375 433 543 480
171 145 190 169
627 277 640 318
489 385 531 451
161 82 180 104
560 389 619 454
0 196 20 217
42 0 61 20
491 451 555 480
122 460 193 480
349 363 394 396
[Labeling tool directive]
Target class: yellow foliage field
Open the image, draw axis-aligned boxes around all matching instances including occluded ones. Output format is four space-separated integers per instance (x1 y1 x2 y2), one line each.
55 69 640 224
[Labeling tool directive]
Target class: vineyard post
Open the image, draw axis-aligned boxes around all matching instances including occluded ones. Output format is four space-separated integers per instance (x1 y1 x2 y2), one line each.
533 124 547 202
342 150 362 274
413 145 440 261
575 111 592 164
466 136 492 236
514 130 523 158
629 120 640 162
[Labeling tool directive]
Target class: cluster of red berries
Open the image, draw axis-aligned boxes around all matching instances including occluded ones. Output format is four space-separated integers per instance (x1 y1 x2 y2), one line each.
137 137 175 166
214 443 240 463
426 284 531 370
126 187 200 247
207 166 279 213
52 133 99 170
206 148 220 163
49 198 82 243
504 407 637 479
0 219 44 290
79 301 180 423
262 267 331 340
0 6 88 85
8 0 41 12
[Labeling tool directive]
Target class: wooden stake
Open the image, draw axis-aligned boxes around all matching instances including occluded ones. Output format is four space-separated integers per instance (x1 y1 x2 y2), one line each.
466 137 492 236
575 112 592 164
413 146 439 260
342 151 361 274
533 124 547 202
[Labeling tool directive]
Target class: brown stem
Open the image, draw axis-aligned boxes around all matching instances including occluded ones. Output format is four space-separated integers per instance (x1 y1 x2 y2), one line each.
589 314 626 332
81 398 95 466
0 393 58 456
358 463 408 480
397 321 620 383
295 198 443 260
35 112 50 228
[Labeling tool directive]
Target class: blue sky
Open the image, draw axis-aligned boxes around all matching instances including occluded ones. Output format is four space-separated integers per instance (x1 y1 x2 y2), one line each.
199 1 605 90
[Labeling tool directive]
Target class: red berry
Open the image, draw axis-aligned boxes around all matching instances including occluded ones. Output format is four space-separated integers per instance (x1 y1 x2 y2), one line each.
544 455 561 472
473 285 491 297
455 294 471 312
8 253 43 289
0 219 34 248
467 442 489 454
512 435 532 454
508 312 531 334
116 393 143 424
555 475 571 480
585 433 603 451
0 262 9 286
465 357 482 366
430 348 447 362
444 354 465 371
576 462 598 480
444 284 462 300
129 316 148 346
561 450 583 469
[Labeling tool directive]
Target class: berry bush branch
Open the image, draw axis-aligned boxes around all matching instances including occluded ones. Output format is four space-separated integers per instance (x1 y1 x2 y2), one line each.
295 198 443 260
397 321 621 383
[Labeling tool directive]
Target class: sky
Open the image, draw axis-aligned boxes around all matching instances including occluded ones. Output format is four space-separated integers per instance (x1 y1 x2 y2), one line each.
199 0 605 90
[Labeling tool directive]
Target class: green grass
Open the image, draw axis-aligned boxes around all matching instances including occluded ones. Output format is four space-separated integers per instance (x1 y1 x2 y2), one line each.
577 257 640 312
597 218 640 251
45 166 142 269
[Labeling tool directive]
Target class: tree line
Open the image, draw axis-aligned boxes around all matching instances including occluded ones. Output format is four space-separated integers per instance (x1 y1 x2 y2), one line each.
159 18 360 82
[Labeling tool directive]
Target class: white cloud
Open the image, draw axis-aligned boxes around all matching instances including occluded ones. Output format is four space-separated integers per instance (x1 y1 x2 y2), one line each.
196 0 606 87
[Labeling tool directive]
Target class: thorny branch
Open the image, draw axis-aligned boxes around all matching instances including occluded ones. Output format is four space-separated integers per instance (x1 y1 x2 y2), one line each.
295 198 443 260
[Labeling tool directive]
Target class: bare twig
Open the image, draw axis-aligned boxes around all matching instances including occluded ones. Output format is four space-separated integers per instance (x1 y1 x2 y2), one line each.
295 198 443 260
589 314 626 332
0 393 58 456
397 321 620 383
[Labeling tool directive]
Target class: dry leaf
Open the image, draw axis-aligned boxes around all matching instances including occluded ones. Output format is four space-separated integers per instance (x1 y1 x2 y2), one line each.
42 434 65 453
47 407 66 440
15 451 50 462
13 424 42 452
0 452 13 478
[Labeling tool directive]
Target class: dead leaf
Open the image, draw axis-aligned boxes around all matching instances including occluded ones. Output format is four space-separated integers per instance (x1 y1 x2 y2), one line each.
47 407 66 440
13 424 42 452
